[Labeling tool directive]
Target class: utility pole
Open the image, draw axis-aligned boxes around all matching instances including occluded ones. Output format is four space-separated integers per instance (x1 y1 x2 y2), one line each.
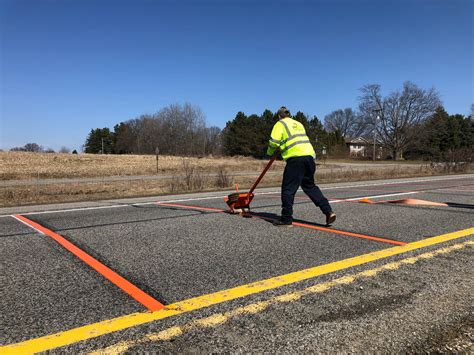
372 109 381 161
101 137 104 154
155 147 160 173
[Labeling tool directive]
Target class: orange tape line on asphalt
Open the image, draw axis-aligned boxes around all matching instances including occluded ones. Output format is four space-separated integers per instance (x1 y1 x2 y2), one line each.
244 213 407 246
156 202 226 213
154 201 406 246
292 221 407 245
13 215 165 312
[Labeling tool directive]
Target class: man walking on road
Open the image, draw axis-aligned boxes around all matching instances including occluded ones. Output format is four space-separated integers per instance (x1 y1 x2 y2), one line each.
267 106 336 227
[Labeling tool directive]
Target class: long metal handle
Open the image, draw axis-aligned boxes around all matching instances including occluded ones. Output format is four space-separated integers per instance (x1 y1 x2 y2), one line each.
248 152 278 194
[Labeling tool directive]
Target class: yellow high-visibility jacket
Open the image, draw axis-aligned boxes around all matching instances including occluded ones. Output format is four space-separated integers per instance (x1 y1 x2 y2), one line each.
267 117 316 160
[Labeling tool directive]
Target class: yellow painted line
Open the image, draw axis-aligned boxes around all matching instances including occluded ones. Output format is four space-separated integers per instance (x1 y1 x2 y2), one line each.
2 228 473 354
92 240 474 354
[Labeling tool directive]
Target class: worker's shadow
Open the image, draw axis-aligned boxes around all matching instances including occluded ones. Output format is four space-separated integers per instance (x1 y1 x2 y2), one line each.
248 211 328 227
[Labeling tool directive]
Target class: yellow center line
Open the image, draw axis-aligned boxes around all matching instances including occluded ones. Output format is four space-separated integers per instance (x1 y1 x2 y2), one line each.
92 240 474 354
1 227 473 354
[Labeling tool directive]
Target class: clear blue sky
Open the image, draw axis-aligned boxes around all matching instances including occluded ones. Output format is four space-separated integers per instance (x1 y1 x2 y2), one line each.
1 0 472 151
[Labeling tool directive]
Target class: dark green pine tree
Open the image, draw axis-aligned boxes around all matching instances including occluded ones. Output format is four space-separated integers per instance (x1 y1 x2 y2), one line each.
84 129 101 153
222 112 252 156
419 106 474 157
84 128 114 154
449 114 473 149
307 115 327 150
423 106 451 155
459 114 474 148
113 122 134 154
256 109 278 158
445 114 463 150
293 111 310 131
223 110 279 158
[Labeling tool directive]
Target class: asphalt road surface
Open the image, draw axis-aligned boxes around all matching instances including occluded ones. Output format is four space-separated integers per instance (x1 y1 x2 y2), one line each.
1 174 473 353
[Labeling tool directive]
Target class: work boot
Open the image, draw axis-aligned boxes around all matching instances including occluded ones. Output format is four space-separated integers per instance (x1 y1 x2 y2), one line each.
325 212 336 226
273 219 293 227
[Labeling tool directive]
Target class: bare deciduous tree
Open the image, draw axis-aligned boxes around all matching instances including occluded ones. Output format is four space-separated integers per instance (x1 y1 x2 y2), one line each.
10 143 44 152
112 103 221 156
324 108 367 138
204 126 222 155
358 82 441 160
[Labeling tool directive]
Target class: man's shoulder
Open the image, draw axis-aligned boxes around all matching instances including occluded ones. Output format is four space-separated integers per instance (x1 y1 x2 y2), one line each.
283 117 300 124
274 119 285 127
286 117 304 128
279 117 295 125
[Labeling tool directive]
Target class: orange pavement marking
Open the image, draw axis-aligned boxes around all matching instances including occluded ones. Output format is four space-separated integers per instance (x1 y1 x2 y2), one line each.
14 215 165 312
358 198 378 204
245 212 407 246
390 198 448 206
359 198 449 207
155 201 406 246
156 202 226 213
291 221 407 245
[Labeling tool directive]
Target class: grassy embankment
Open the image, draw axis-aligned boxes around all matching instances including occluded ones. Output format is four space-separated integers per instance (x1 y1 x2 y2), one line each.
1 152 471 207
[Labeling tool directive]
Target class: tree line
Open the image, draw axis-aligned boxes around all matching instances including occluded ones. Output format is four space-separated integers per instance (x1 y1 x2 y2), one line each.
10 143 76 154
222 110 345 158
81 82 472 160
323 82 473 160
84 103 222 156
223 82 472 160
409 106 473 160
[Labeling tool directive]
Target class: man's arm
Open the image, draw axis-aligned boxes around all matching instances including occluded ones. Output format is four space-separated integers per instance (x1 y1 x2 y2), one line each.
267 121 284 156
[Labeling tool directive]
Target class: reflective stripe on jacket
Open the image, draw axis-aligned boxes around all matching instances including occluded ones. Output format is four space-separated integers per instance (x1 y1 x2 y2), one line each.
266 117 316 160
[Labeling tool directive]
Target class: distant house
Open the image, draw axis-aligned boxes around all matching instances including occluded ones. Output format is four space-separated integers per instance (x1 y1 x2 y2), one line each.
345 137 383 158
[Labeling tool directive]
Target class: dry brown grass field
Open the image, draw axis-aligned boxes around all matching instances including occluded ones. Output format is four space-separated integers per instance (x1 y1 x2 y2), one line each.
1 151 471 207
0 151 284 180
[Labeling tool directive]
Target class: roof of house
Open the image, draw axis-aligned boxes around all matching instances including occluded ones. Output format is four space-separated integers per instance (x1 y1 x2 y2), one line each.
344 137 372 144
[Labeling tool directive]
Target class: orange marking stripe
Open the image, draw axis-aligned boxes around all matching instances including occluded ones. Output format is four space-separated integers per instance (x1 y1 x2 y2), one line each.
359 198 449 207
292 221 407 245
155 201 406 246
157 202 226 213
14 215 164 312
245 213 407 246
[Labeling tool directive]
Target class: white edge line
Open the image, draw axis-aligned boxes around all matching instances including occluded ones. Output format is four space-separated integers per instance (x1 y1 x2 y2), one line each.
10 215 45 235
3 204 132 218
5 190 419 219
319 175 471 190
1 190 407 217
0 175 470 218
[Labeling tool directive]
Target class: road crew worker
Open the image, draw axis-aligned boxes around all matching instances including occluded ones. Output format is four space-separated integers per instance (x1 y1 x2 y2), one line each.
267 106 336 227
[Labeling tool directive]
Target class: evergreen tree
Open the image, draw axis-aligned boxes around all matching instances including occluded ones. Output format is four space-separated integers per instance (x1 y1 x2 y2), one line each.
113 122 135 154
307 115 326 149
414 106 474 158
222 112 251 156
84 128 114 154
222 109 346 158
293 111 310 130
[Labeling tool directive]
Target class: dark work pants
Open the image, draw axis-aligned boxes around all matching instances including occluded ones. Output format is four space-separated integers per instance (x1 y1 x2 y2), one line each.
281 156 332 222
